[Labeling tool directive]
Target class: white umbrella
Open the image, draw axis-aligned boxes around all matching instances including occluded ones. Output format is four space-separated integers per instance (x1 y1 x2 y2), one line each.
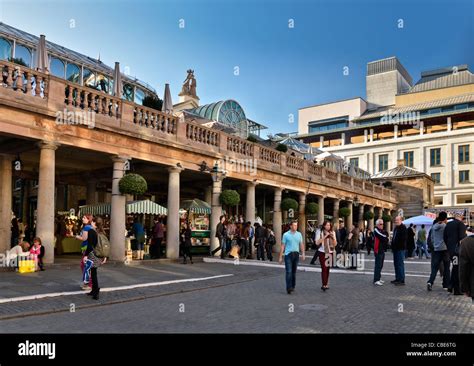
162 83 173 113
113 62 122 98
35 34 49 73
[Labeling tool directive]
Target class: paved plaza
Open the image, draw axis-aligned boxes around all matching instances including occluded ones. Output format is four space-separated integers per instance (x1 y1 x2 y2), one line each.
0 251 472 333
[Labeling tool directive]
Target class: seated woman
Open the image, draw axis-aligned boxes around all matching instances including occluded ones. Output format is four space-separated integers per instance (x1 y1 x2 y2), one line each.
7 241 30 269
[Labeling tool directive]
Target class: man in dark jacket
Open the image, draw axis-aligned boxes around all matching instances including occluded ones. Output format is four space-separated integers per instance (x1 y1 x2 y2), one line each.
254 223 266 261
336 222 348 254
444 214 467 295
212 215 226 258
391 216 407 285
459 235 474 303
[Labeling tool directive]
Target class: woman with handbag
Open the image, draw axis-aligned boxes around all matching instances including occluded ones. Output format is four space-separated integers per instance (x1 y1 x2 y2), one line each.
312 220 336 291
85 217 107 300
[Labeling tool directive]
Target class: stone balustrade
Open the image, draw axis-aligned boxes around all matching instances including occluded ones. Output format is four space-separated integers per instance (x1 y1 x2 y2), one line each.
185 123 219 146
227 136 254 156
286 155 303 171
134 104 177 134
341 174 352 186
259 146 281 165
1 59 49 98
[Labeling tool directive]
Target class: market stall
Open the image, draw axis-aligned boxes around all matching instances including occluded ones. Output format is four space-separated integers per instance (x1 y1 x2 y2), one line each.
180 199 211 255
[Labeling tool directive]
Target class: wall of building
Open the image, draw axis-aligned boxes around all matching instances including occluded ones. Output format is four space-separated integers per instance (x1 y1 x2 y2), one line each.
298 98 367 134
324 127 474 210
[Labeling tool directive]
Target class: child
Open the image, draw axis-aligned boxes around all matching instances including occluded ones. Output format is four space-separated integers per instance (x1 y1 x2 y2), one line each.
30 237 45 271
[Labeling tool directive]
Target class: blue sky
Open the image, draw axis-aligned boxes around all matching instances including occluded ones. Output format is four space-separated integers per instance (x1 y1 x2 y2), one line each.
1 0 472 135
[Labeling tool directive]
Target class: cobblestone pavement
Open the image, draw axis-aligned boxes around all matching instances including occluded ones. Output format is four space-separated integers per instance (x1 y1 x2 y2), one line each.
0 251 472 333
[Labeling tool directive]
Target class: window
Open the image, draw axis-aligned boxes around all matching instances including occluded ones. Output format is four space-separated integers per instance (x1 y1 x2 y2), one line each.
123 83 134 101
431 173 441 184
434 196 444 205
96 74 110 93
378 154 388 172
66 63 80 83
349 158 359 168
0 37 12 60
456 194 472 204
430 148 441 166
50 57 65 78
459 145 470 163
134 88 145 105
459 170 470 183
14 44 31 67
83 68 96 88
403 151 414 168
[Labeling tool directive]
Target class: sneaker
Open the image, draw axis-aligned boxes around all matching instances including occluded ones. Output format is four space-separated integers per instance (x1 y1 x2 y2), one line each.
390 280 399 284
380 280 385 284
374 281 383 286
427 283 432 291
395 281 405 286
81 284 92 291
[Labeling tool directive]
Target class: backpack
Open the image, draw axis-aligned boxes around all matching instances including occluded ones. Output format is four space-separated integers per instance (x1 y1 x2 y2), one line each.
94 233 110 258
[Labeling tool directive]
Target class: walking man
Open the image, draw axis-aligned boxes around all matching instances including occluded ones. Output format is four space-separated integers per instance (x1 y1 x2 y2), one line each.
279 220 305 294
444 213 466 295
417 224 430 259
427 212 451 291
391 216 407 285
373 219 389 286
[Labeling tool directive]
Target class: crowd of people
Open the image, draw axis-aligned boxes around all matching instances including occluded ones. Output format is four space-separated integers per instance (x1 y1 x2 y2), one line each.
213 215 276 261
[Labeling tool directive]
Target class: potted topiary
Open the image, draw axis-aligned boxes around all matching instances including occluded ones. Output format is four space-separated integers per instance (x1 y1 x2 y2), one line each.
219 189 240 207
305 202 319 215
119 173 148 196
382 213 392 223
281 198 298 211
339 207 351 218
363 211 375 221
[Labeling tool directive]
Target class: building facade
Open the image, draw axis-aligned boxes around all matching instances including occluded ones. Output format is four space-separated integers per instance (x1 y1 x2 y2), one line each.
297 57 474 221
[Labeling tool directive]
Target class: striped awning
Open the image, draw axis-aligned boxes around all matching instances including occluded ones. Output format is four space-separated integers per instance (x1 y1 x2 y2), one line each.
79 200 167 216
180 199 211 214
127 200 167 215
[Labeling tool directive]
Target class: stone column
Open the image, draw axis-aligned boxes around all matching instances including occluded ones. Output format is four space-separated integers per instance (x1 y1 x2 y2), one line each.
204 186 212 205
273 188 283 253
332 198 340 226
317 195 324 227
394 124 398 139
166 166 183 259
86 178 98 205
384 208 392 233
245 181 257 224
210 173 225 256
346 201 353 229
36 141 59 264
368 205 375 231
0 154 13 254
298 193 306 246
358 204 365 230
109 156 128 262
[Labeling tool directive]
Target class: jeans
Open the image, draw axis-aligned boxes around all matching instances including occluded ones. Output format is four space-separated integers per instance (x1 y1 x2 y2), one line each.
373 251 385 282
428 250 450 287
265 242 273 261
392 250 406 282
418 241 430 259
81 256 92 286
284 252 299 291
82 258 93 284
240 239 249 258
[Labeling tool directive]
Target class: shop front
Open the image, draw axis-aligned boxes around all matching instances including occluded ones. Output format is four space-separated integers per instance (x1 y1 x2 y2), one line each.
180 199 211 255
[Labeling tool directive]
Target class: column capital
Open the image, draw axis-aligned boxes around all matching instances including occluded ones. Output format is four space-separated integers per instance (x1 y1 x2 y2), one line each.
111 155 130 164
167 165 184 174
246 180 258 187
37 140 60 151
274 187 283 195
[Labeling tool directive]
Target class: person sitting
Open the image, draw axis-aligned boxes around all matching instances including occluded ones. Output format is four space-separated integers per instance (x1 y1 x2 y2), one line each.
7 241 30 270
30 237 45 271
